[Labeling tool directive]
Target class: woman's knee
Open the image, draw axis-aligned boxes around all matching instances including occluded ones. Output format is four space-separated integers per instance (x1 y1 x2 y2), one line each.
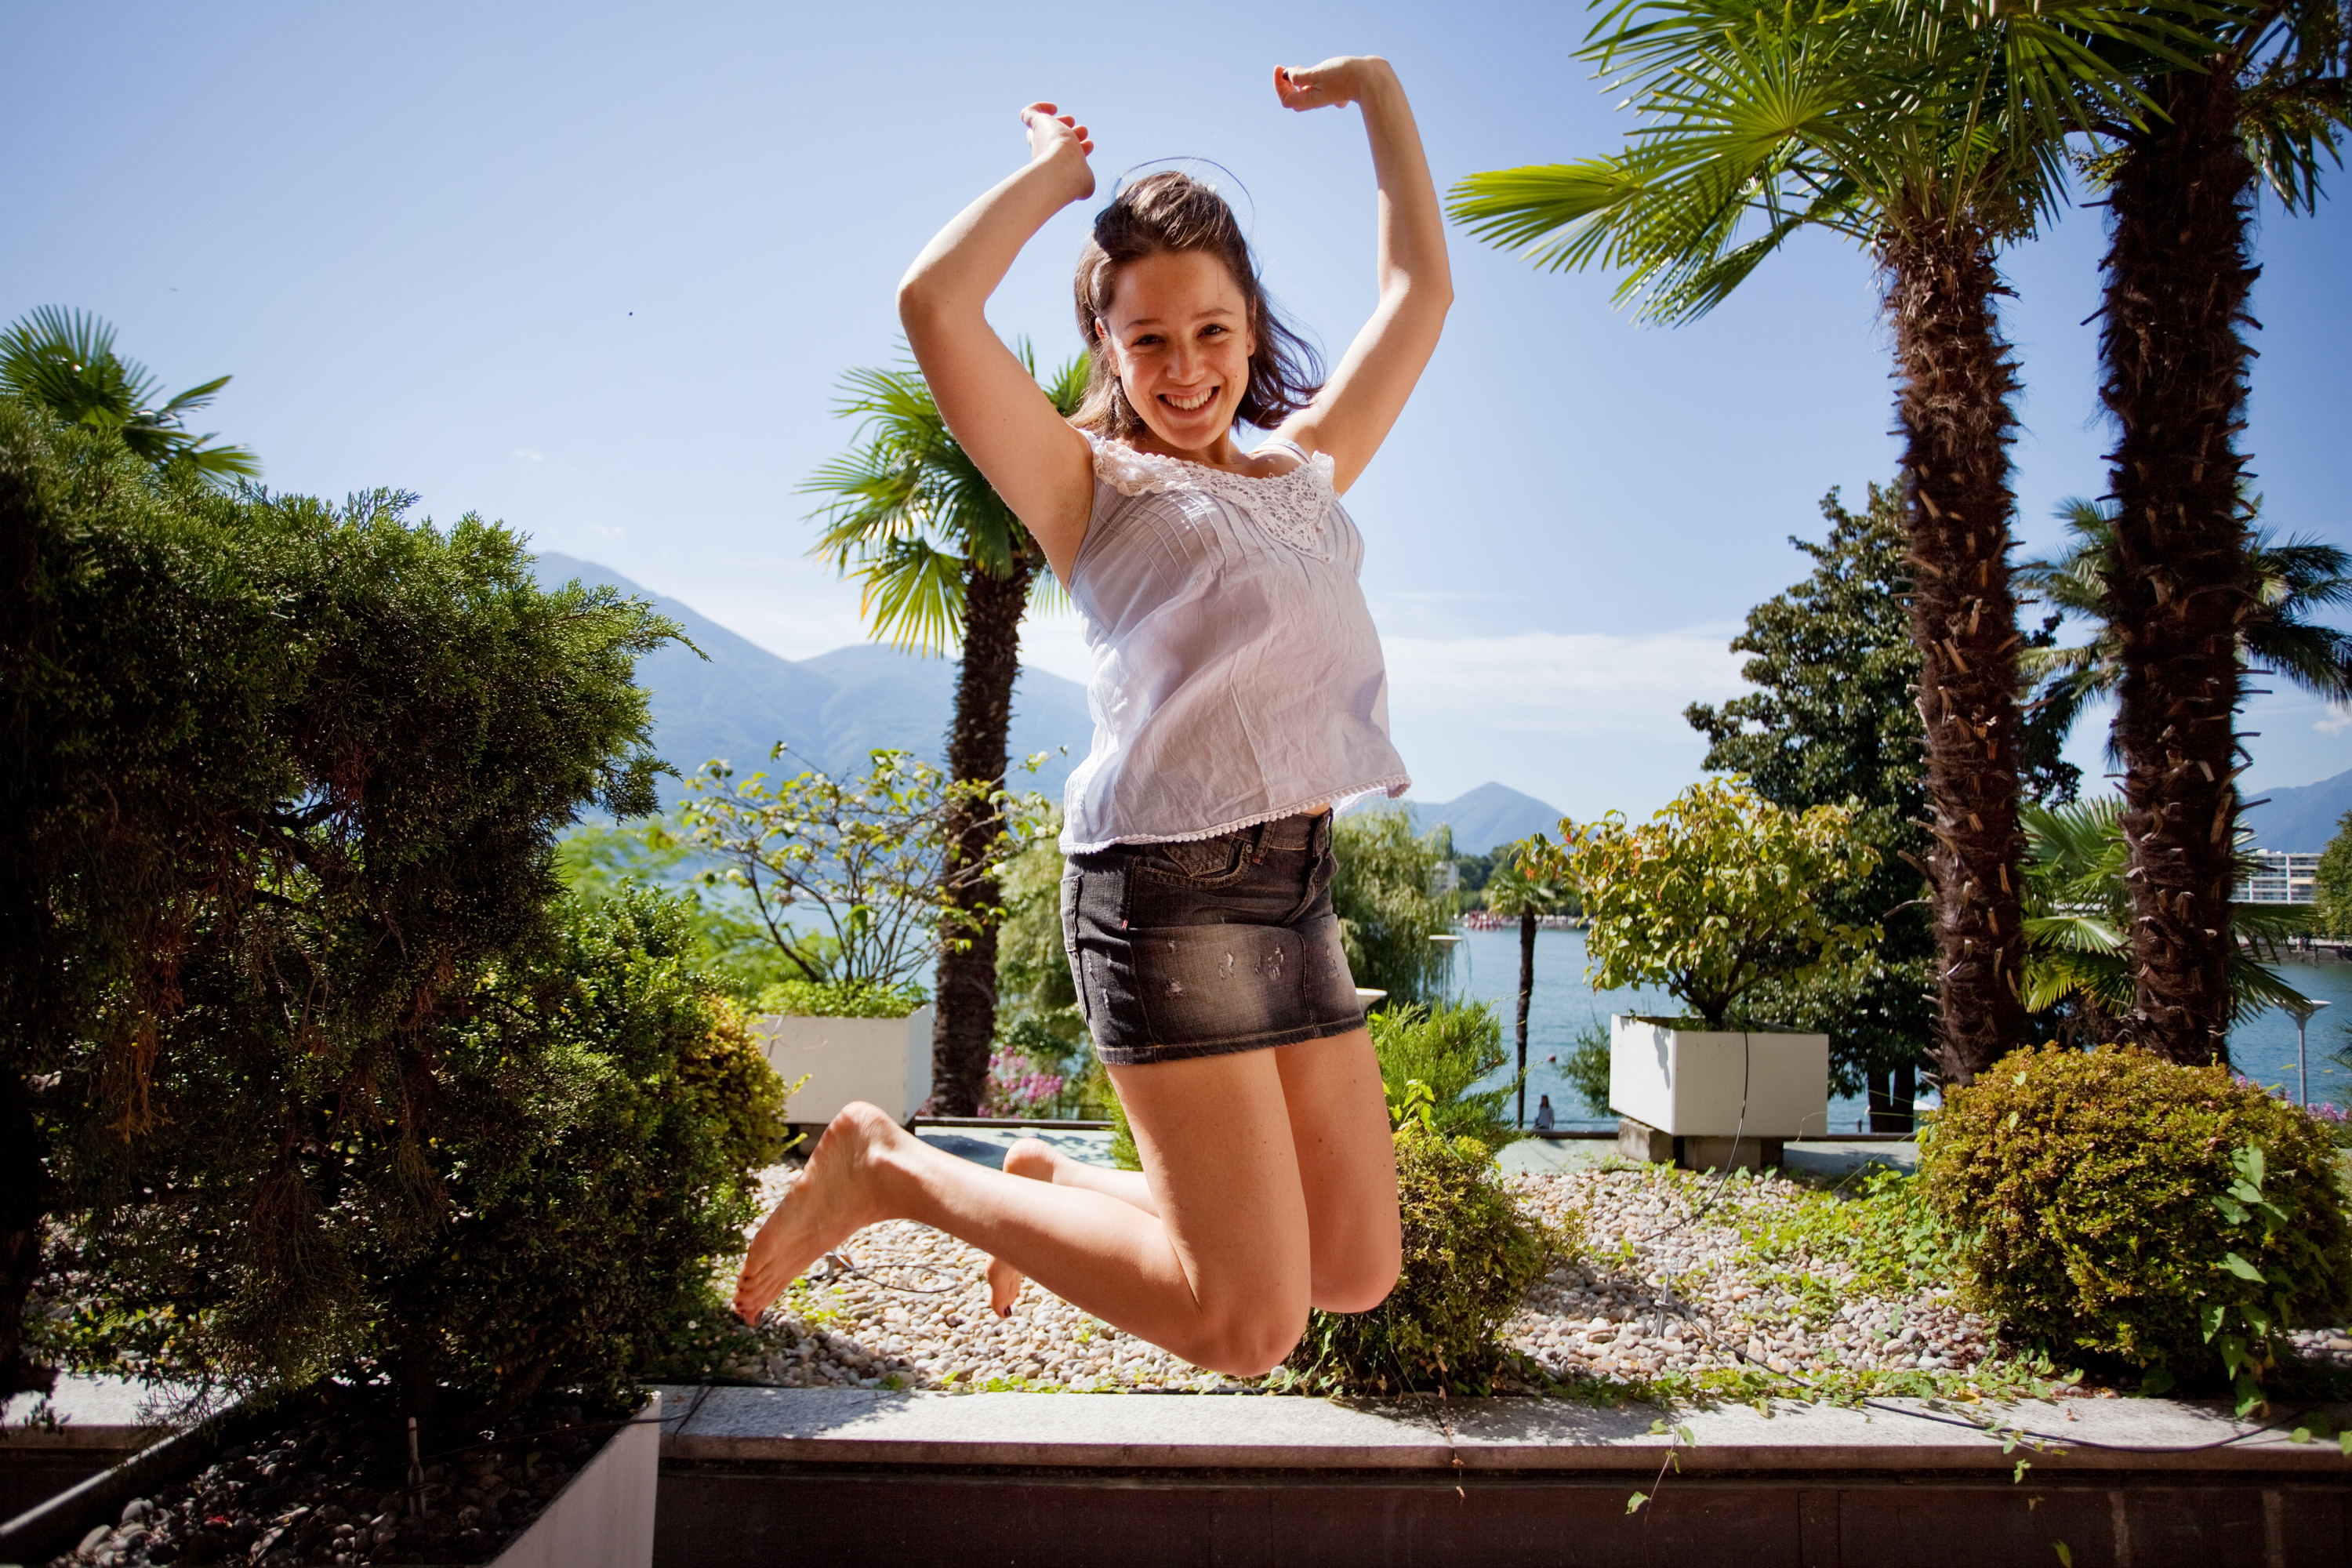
1312 1247 1401 1316
1200 1304 1310 1377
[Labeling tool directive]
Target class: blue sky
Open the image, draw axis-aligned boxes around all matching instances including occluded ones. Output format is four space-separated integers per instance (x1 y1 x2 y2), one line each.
5 1 2345 818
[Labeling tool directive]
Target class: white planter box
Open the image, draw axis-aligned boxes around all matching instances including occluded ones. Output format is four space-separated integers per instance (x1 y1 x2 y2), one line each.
1609 1014 1830 1139
491 1391 659 1568
753 1007 935 1124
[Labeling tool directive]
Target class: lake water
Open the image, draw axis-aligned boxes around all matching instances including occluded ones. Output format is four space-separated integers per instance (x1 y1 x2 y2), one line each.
1446 926 2352 1131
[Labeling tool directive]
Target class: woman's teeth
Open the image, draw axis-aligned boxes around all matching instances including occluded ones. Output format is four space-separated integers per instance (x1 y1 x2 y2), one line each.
1161 388 1214 412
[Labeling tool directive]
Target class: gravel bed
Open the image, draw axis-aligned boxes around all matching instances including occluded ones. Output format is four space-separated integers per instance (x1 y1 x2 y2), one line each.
1497 1166 1991 1387
734 1160 2352 1396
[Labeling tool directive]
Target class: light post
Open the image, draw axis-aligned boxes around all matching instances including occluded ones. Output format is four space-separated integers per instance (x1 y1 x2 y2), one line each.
2285 997 2331 1107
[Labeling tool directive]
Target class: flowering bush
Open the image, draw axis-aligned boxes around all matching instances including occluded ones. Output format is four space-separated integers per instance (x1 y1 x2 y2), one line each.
980 1047 1067 1117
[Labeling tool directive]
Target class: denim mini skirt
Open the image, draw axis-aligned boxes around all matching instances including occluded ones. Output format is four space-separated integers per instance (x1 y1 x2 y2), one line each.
1060 811 1367 1065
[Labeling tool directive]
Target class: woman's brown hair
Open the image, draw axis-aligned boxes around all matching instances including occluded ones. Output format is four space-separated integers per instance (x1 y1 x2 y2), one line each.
1070 172 1323 441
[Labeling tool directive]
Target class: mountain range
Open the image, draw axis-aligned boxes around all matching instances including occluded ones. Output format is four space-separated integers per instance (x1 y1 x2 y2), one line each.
534 553 1094 800
2241 767 2352 853
534 554 1566 851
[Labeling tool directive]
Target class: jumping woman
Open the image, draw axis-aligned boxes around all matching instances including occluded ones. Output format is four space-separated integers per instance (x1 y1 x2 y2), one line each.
734 56 1450 1377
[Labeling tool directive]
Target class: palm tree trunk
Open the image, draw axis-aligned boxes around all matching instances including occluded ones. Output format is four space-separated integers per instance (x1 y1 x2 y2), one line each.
1882 222 2030 1086
1516 910 1536 1128
2097 64 2259 1067
927 555 1033 1116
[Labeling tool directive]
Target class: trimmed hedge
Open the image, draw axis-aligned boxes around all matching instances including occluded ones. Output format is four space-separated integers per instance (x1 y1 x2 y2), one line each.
1925 1044 2350 1392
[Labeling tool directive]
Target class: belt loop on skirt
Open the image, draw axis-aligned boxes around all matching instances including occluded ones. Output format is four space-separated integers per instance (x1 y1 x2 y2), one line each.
1250 817 1269 865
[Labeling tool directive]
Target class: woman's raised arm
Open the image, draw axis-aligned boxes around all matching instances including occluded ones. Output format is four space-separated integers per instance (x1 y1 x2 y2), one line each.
1268 59 1452 495
898 105 1100 584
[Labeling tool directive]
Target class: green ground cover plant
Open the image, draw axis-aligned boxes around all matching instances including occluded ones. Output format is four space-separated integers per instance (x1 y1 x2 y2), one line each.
1733 1167 1962 1322
1926 1044 2351 1406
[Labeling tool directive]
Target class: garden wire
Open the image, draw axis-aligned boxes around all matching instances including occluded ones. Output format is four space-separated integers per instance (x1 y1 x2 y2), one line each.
1624 1196 2331 1458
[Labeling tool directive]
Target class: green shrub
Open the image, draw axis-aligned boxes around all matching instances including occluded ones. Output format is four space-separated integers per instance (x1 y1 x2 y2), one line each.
1925 1045 2350 1396
376 888 791 1415
1370 1003 1519 1150
5 405 677 1403
1285 1120 1574 1393
750 977 927 1018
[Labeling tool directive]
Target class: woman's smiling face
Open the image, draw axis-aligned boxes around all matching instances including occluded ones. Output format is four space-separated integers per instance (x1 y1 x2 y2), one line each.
1099 249 1256 455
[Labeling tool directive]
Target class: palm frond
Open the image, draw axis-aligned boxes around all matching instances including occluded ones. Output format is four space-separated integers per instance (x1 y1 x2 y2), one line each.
855 537 968 655
803 344 1084 652
1 307 257 485
1461 0 2212 318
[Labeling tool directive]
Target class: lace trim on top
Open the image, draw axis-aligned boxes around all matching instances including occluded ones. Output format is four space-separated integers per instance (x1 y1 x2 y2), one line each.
1088 436 1338 558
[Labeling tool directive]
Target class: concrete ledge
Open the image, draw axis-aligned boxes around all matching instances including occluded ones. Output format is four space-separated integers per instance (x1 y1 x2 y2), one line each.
0 1375 172 1454
653 1386 2352 1475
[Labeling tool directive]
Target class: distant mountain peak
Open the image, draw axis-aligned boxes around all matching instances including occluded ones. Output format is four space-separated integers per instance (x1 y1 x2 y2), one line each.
1351 781 1566 856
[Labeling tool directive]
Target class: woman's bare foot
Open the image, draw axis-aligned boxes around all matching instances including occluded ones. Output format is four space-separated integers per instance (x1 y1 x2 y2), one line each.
984 1138 1059 1316
733 1102 905 1323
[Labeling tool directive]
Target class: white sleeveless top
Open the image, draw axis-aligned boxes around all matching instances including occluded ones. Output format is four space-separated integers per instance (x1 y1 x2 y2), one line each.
1058 432 1410 853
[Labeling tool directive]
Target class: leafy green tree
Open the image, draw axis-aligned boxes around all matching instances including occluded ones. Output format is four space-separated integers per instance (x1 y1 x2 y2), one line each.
1686 485 1933 1122
1482 844 1570 1127
990 809 1090 1080
1450 0 2198 1081
2080 5 2348 1066
1532 778 1880 1032
0 307 260 486
1686 485 2075 1123
675 744 1050 993
3 397 678 1402
1331 808 1458 1007
2318 811 2352 939
803 348 1088 1114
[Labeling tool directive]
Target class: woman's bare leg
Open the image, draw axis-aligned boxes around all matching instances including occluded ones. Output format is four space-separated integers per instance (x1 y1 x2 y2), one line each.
1272 1028 1402 1312
985 1029 1397 1315
986 1137 1160 1315
737 1047 1316 1374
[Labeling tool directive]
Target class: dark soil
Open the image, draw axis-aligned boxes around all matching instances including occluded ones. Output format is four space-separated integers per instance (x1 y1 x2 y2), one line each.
47 1388 631 1566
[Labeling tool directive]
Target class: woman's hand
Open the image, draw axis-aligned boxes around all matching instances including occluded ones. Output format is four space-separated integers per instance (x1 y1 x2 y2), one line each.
1021 102 1096 201
1273 57 1393 113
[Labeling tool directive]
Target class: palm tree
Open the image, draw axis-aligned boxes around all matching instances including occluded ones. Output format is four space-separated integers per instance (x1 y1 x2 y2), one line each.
2020 796 2314 1049
0 307 259 485
802 346 1088 1115
1447 0 2198 1084
2079 9 2347 1065
1483 844 1573 1127
2021 496 2352 751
